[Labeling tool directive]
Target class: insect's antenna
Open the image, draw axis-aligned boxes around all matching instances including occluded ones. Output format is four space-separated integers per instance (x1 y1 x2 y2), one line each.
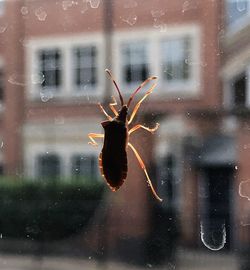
105 69 124 106
127 76 158 108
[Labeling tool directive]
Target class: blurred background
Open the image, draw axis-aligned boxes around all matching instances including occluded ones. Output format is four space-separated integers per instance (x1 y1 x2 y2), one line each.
0 0 249 269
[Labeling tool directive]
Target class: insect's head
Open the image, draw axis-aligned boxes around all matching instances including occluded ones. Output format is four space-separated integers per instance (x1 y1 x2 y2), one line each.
117 105 128 122
105 69 157 109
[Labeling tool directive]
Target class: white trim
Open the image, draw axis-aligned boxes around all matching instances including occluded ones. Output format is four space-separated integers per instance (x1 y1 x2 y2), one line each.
23 119 102 178
26 33 105 102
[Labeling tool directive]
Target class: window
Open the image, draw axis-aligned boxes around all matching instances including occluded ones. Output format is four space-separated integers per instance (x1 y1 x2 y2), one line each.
121 42 149 84
226 72 249 108
28 36 103 100
161 37 191 84
73 46 97 89
232 72 247 107
39 49 62 90
37 154 61 178
227 0 250 26
71 154 98 179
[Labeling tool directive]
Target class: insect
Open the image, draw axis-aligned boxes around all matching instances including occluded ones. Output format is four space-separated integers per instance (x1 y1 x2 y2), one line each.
88 69 162 202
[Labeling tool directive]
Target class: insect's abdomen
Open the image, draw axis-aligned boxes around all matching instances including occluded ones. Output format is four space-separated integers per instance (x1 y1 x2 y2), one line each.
100 121 128 191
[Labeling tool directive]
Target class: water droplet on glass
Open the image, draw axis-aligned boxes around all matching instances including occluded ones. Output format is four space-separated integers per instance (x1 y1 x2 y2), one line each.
167 262 176 270
146 263 152 268
200 222 226 251
35 7 47 21
0 23 7 33
54 117 65 125
185 59 207 67
159 24 167 32
182 1 197 13
0 234 2 239
8 74 26 86
122 13 137 26
88 0 101 9
124 0 137 8
151 9 164 18
153 18 167 32
81 0 88 13
21 6 29 15
235 165 238 170
40 90 53 102
236 0 246 12
198 184 208 198
241 220 250 226
0 142 3 148
243 144 250 149
239 180 250 201
88 256 92 260
62 0 78 10
31 73 45 85
182 1 193 13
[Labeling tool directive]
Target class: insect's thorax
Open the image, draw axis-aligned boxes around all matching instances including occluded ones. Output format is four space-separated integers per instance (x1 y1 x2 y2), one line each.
101 105 128 151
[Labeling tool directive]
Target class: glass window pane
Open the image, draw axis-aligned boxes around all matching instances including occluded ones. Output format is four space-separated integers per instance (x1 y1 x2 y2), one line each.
39 49 62 89
162 37 191 83
73 46 97 88
37 154 61 178
71 154 97 179
121 42 149 83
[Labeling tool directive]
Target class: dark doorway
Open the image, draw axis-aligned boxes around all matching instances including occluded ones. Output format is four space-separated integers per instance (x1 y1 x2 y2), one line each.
202 166 234 250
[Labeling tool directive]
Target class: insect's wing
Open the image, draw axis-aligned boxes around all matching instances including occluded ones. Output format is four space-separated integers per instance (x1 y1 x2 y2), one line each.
100 121 128 191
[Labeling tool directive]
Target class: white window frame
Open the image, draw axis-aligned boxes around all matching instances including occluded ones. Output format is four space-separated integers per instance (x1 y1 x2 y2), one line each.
26 33 105 102
113 24 201 99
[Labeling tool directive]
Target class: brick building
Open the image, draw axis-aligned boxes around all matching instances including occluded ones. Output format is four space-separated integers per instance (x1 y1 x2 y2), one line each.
0 0 249 261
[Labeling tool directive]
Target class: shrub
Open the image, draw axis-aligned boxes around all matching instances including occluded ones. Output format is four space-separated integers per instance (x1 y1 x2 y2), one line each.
0 178 104 241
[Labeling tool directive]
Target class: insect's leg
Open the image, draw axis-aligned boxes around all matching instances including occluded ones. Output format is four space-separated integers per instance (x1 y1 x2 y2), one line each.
128 83 157 125
88 133 104 147
128 142 162 202
109 96 118 116
98 103 113 121
128 123 160 135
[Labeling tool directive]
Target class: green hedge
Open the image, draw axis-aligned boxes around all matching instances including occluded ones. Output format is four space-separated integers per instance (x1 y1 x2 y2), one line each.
0 179 104 241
